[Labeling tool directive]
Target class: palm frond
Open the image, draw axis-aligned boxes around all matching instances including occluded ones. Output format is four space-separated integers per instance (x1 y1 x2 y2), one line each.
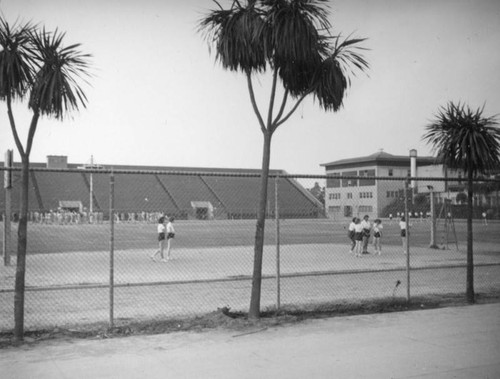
264 0 330 95
198 0 369 111
311 56 346 111
330 34 369 80
423 101 500 176
309 35 368 111
199 2 267 73
0 17 37 100
28 27 92 119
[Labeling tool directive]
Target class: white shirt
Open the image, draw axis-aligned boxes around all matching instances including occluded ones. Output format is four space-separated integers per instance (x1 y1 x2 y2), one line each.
157 224 166 234
166 222 175 234
361 219 371 230
348 222 356 232
399 221 407 230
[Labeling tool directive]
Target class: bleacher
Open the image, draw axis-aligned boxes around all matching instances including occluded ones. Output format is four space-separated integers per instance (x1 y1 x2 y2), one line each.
0 161 324 220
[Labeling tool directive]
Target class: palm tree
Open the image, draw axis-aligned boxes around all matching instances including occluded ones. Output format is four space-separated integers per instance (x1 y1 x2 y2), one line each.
199 0 368 318
0 18 91 340
423 101 500 303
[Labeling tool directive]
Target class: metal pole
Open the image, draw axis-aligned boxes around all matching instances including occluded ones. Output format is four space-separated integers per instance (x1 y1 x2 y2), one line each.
109 171 115 329
90 173 94 214
3 195 11 266
275 176 281 311
3 150 13 266
404 179 410 302
89 155 94 215
429 187 438 248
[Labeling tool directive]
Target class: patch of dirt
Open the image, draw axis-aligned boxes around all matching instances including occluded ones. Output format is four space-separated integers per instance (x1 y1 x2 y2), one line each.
1 292 499 348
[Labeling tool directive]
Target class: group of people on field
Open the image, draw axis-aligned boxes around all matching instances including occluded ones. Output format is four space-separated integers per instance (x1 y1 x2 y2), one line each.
348 215 408 257
151 215 176 262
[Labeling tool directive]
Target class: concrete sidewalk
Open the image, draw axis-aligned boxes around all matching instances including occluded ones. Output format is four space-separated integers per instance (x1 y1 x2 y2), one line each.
1 303 499 379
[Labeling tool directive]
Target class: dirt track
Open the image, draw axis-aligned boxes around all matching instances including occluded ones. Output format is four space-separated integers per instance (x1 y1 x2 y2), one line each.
1 241 499 331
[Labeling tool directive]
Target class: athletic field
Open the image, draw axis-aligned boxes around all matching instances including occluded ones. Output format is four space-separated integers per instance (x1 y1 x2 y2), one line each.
1 218 499 331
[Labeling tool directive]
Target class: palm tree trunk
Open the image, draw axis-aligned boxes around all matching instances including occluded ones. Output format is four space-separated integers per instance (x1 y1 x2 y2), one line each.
14 155 30 341
249 130 272 319
466 169 474 303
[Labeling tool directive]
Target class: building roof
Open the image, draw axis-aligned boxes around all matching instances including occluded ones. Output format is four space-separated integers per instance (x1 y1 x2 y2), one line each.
320 151 437 170
59 200 82 208
6 160 287 176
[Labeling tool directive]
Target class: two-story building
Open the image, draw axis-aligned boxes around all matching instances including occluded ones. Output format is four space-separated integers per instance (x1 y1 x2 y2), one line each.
320 150 436 219
322 150 500 220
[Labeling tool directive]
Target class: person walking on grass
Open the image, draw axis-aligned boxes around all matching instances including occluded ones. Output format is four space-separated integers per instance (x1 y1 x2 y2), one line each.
373 219 383 255
353 217 364 257
165 216 176 260
151 216 167 262
347 217 357 253
361 214 371 254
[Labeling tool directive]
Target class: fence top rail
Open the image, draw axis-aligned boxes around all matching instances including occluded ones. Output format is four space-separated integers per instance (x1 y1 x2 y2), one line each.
0 166 499 183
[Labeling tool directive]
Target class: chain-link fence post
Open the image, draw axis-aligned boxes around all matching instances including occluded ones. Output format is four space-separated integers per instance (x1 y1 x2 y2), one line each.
3 150 13 266
275 175 281 311
404 178 411 302
109 171 115 329
429 185 438 249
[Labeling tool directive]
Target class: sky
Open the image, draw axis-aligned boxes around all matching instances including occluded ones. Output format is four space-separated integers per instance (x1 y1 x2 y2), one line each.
1 0 500 175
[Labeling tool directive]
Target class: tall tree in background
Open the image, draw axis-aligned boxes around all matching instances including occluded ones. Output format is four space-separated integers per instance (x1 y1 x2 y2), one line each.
199 0 368 318
0 18 91 340
309 182 325 205
423 102 500 303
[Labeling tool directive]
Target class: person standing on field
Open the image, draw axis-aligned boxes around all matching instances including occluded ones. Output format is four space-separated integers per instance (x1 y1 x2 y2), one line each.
347 217 357 253
399 216 408 253
372 219 383 255
165 216 175 260
353 218 364 257
151 216 167 262
361 215 371 254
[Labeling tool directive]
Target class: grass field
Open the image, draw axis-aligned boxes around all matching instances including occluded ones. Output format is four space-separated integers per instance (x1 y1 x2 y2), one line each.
1 218 499 332
1 217 499 254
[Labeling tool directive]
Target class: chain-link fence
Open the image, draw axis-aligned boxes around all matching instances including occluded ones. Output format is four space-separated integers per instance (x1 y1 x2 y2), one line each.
1 167 499 332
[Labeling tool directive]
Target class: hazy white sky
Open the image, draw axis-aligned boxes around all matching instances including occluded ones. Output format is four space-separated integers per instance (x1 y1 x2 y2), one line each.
1 0 499 175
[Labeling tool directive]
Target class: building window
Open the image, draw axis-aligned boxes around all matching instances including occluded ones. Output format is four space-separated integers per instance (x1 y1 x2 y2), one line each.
359 169 375 186
326 173 341 188
359 205 373 213
329 193 341 200
359 192 373 199
388 169 393 177
347 193 352 199
328 206 341 213
342 171 357 187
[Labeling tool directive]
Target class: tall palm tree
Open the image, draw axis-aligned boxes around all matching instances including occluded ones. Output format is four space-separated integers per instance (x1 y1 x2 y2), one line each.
423 101 500 303
199 0 368 318
0 18 91 340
